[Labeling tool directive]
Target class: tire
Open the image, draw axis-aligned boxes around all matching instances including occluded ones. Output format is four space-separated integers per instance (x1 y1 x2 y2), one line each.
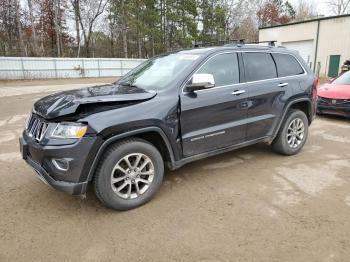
93 138 164 211
271 109 309 156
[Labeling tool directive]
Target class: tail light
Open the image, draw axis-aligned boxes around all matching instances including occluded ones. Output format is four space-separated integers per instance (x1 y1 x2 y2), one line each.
312 78 318 98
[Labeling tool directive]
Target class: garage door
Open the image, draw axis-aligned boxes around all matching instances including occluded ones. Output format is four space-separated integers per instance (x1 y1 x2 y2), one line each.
282 40 314 67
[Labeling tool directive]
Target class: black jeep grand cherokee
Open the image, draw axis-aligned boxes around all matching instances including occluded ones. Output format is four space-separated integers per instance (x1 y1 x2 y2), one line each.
20 44 317 210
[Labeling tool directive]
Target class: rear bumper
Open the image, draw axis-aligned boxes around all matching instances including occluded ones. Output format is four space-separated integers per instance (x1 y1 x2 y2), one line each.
317 104 350 118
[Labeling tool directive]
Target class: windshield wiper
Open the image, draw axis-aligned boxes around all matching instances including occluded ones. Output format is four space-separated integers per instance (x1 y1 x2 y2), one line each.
119 81 138 88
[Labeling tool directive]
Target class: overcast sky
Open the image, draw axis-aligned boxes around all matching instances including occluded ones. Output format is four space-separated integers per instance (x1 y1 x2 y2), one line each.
288 0 333 16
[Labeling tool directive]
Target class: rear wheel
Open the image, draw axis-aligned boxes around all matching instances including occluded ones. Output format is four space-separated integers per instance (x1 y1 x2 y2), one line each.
93 139 164 211
271 109 309 155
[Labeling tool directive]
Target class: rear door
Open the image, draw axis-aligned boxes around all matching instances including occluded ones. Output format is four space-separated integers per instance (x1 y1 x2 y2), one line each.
180 52 248 157
242 52 303 140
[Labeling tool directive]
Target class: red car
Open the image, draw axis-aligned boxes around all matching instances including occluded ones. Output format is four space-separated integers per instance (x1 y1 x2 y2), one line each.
317 71 350 118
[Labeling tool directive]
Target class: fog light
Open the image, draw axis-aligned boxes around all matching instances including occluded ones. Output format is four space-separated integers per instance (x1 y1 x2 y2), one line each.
52 158 70 171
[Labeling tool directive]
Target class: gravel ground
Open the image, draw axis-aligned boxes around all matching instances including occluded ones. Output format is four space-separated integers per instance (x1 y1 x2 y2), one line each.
0 79 350 262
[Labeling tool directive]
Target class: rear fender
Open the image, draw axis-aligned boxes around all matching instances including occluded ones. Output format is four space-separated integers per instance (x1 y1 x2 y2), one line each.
271 98 312 141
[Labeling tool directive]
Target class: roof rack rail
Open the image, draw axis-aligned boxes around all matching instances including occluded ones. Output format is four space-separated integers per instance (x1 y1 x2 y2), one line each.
232 40 278 46
245 40 277 46
193 39 240 48
193 39 278 48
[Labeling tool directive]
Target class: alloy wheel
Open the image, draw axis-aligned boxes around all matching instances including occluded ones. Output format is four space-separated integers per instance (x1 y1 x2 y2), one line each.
110 153 154 199
286 118 305 148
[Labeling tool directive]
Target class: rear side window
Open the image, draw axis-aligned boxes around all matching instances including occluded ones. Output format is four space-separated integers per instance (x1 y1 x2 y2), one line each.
244 53 277 82
197 53 239 86
272 53 304 77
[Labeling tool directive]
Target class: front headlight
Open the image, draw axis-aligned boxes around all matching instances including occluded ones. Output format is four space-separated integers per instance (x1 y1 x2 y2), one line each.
51 123 87 139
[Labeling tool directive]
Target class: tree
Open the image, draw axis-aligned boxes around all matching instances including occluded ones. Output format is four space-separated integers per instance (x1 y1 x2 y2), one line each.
0 0 20 56
294 0 315 22
1 0 297 58
108 0 129 57
53 0 62 56
15 0 26 56
257 1 280 27
200 0 228 43
257 0 296 27
70 0 81 56
37 0 71 57
326 0 350 15
27 0 40 56
73 0 108 57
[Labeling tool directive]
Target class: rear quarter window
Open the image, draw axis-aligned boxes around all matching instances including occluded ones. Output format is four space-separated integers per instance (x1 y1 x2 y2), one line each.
244 52 277 82
272 53 304 77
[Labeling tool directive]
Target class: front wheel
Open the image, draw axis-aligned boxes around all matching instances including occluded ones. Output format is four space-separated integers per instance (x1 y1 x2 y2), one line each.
271 109 309 156
93 139 164 211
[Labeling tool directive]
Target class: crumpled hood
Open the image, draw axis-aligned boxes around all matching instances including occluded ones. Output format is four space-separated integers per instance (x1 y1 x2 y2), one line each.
318 83 350 99
33 84 157 119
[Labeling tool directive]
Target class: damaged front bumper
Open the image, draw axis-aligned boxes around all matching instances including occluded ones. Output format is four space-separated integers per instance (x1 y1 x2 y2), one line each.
20 131 101 195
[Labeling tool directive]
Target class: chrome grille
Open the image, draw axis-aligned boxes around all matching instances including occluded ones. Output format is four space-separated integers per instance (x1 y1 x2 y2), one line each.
26 114 49 142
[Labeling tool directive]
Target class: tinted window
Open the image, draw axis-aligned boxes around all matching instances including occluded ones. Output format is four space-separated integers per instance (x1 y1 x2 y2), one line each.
244 53 277 82
197 53 239 86
272 53 304 77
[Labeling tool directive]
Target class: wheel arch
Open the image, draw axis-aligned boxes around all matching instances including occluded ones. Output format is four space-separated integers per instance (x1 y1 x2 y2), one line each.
272 98 312 141
290 100 313 124
86 127 176 182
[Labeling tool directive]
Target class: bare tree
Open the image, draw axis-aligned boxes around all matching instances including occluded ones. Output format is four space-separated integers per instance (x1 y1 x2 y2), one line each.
225 0 259 41
294 0 316 21
27 0 40 56
121 1 128 58
15 0 26 56
73 0 108 57
53 0 62 57
326 0 350 15
69 0 81 57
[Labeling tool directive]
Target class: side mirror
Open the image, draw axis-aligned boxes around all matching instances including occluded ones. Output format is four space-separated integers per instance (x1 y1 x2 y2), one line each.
184 73 215 93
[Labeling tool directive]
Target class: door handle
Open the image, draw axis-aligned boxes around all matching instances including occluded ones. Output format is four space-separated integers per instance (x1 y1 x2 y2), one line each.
278 83 289 87
232 90 246 96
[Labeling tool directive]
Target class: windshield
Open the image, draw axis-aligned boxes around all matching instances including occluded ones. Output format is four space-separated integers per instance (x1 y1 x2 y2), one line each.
332 71 350 85
117 53 201 91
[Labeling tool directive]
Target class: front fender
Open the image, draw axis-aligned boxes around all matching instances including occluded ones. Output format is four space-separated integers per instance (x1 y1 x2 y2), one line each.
85 126 176 182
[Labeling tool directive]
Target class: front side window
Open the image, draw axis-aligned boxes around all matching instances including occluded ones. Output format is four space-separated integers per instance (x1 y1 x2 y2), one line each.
272 53 304 77
244 52 277 82
197 53 240 86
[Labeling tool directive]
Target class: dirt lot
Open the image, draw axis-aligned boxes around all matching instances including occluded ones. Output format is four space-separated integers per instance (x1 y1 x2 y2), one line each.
0 79 350 262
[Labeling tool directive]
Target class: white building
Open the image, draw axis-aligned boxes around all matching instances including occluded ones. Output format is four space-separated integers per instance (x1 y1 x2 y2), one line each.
259 14 350 77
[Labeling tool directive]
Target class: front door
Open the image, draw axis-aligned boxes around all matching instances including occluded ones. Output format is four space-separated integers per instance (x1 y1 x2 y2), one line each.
180 52 248 157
